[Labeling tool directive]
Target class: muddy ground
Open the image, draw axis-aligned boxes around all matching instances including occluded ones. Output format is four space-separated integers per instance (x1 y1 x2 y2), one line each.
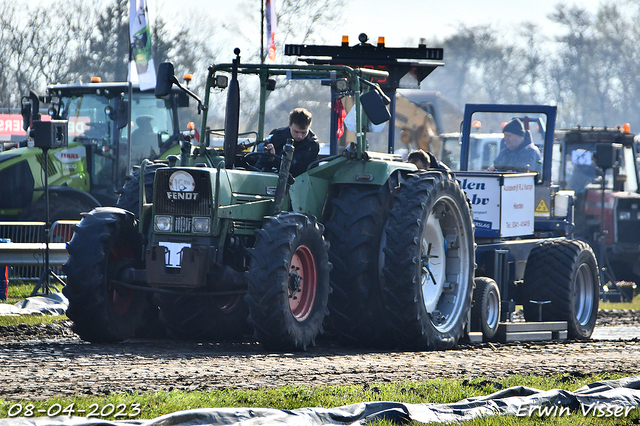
1 310 639 401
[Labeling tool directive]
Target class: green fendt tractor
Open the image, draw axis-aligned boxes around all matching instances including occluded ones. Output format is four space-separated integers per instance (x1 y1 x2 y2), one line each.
0 80 189 223
62 36 476 351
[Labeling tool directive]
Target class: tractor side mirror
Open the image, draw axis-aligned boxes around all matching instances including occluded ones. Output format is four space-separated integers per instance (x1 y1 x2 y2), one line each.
21 102 32 132
104 100 129 131
117 100 129 130
20 90 40 131
595 143 622 170
360 90 390 125
155 62 176 97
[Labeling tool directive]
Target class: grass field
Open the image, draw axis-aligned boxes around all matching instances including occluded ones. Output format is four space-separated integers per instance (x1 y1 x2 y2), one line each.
1 283 640 424
0 374 637 425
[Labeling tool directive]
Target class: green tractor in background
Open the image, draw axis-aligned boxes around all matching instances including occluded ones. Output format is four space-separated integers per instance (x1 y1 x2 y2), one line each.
62 36 476 351
0 80 190 223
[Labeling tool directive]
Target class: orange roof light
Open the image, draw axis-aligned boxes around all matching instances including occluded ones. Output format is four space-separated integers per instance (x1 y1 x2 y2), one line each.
183 74 193 82
622 123 631 133
377 37 385 47
91 76 102 83
472 120 482 129
187 122 196 131
341 35 349 46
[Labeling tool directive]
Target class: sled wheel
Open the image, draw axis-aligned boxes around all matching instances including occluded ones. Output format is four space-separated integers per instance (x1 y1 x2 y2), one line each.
523 239 600 339
470 277 501 340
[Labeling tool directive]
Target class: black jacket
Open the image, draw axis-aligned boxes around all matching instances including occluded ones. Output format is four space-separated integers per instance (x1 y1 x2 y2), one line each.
257 127 320 177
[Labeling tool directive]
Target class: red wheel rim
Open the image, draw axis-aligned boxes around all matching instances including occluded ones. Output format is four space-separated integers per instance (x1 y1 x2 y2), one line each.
110 289 134 315
108 239 135 315
288 245 317 321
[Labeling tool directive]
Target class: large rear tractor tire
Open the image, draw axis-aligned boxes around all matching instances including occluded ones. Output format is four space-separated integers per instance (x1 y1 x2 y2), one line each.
116 161 166 217
523 239 600 340
245 212 330 351
62 208 156 342
324 184 392 347
470 277 501 340
20 195 96 223
381 171 475 350
154 293 250 341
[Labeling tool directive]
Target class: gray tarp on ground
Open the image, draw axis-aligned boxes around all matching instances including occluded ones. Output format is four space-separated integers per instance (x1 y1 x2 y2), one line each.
0 294 68 316
2 376 639 425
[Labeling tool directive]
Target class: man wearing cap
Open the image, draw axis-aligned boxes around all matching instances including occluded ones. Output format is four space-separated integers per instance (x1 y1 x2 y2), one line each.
131 115 158 164
488 118 541 172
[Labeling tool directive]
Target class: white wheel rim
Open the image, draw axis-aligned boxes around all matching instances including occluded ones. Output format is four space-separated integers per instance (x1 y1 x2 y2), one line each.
419 195 471 333
574 262 595 326
485 289 500 330
421 213 446 313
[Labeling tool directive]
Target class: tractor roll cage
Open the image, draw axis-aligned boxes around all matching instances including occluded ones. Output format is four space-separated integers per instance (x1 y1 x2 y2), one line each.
201 62 390 160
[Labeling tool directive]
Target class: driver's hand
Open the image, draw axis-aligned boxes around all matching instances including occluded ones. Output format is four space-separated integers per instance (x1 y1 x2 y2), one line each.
264 143 275 160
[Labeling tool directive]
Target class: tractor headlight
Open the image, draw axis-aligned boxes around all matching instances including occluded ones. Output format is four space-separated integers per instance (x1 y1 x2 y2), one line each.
619 211 632 220
192 217 210 234
154 215 173 232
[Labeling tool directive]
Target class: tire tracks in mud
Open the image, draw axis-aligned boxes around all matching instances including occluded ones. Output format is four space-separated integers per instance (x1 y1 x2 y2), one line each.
1 314 639 400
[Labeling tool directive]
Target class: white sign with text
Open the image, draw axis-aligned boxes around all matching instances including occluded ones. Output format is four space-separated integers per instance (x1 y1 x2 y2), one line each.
457 173 535 237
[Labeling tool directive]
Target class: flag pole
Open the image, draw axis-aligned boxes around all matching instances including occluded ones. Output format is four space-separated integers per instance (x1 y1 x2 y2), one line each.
260 0 265 64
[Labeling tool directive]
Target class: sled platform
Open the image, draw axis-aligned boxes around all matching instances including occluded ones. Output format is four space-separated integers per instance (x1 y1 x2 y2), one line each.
497 321 568 342
467 321 568 343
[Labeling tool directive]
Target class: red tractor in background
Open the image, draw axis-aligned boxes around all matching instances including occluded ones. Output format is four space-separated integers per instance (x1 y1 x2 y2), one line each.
554 125 640 300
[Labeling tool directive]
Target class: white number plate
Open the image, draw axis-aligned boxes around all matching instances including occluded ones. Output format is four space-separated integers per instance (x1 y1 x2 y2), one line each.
158 242 191 268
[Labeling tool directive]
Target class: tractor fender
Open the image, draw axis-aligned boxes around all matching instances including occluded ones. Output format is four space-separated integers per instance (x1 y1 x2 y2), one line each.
329 159 415 186
290 157 416 218
80 206 137 222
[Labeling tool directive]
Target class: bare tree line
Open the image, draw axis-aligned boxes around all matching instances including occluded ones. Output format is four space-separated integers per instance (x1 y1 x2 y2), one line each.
421 2 640 131
0 0 344 130
2 0 639 132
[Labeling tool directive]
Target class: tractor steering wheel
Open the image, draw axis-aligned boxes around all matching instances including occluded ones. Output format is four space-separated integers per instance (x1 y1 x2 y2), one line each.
243 152 282 172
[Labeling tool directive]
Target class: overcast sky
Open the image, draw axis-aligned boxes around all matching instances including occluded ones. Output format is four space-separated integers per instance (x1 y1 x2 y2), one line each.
157 0 605 49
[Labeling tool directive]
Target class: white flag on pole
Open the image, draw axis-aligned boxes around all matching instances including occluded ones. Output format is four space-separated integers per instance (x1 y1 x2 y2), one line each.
129 0 156 91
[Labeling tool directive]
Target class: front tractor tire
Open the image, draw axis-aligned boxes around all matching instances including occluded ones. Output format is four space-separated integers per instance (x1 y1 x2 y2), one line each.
381 171 475 350
523 239 600 340
62 208 155 342
245 212 330 351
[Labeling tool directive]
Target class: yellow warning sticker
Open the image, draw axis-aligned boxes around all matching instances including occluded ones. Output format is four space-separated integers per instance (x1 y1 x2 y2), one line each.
535 198 550 214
